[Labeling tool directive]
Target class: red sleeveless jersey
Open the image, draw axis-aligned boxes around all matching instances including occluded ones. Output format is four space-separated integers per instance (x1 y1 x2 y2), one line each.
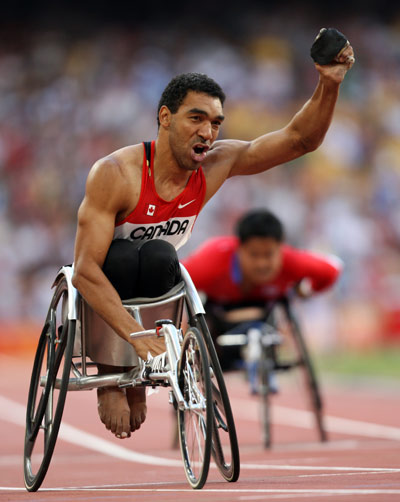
113 141 206 250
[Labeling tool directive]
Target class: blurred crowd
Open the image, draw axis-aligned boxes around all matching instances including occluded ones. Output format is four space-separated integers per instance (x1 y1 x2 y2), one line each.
1 7 400 349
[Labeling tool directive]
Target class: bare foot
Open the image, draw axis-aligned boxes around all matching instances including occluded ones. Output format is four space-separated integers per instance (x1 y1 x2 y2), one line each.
126 386 147 432
97 387 131 439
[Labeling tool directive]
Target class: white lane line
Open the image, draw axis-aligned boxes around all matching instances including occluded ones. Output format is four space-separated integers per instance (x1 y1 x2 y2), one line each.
298 471 397 478
239 496 327 500
239 464 400 472
234 398 400 441
2 487 400 495
325 414 400 440
0 395 181 467
0 453 110 467
239 495 345 500
2 394 400 475
59 422 182 467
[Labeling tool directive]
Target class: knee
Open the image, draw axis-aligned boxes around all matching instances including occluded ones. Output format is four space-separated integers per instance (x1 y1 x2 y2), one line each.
103 240 136 274
138 240 181 296
102 239 139 298
140 239 180 272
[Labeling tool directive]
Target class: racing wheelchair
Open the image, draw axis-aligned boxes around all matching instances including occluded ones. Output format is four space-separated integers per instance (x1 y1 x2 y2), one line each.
23 263 240 491
215 295 328 448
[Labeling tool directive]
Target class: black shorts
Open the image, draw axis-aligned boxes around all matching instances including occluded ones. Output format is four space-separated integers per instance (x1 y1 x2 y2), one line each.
102 239 181 300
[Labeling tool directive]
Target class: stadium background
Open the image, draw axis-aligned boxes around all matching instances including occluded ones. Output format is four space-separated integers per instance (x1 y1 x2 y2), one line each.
1 0 400 369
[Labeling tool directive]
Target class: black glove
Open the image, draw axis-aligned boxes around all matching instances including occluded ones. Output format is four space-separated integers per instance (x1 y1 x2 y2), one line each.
310 28 349 65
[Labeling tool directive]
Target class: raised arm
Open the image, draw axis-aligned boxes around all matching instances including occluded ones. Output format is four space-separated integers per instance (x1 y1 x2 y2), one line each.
72 157 165 360
223 43 355 177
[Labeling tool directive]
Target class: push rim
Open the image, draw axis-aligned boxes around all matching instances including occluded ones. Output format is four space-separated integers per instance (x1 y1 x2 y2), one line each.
177 327 213 489
194 314 240 482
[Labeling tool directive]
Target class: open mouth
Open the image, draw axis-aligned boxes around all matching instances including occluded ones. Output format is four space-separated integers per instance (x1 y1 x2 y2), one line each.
191 143 209 163
193 145 207 154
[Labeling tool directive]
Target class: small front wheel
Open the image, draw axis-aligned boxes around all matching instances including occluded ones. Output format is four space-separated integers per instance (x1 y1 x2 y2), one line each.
177 327 213 489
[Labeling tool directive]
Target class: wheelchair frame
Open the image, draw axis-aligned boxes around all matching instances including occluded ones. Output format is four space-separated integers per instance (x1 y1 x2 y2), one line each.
257 296 327 448
215 296 327 448
23 264 240 491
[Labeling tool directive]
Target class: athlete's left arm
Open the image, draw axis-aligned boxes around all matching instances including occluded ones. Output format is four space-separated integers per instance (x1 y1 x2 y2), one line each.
225 45 355 177
290 248 344 295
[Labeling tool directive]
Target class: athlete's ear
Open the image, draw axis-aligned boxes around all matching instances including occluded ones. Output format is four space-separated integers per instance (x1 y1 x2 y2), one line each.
159 105 172 128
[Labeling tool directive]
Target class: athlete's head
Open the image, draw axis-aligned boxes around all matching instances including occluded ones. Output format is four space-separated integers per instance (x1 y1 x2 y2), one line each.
235 209 284 285
157 73 226 171
157 73 226 126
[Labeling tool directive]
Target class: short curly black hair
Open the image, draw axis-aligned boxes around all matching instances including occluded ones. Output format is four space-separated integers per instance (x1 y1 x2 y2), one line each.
236 209 284 243
157 73 226 126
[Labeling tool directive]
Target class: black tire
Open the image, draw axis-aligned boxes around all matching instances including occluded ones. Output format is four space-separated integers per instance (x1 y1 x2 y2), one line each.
24 277 75 492
286 304 327 442
192 314 240 483
177 327 213 489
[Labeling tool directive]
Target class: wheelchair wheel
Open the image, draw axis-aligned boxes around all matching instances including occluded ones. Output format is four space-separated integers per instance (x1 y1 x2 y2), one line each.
287 308 327 442
259 345 275 448
24 276 75 492
192 314 240 483
177 327 213 489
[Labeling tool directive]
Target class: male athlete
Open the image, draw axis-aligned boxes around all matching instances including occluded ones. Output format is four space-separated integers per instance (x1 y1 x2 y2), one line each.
72 36 354 439
182 209 342 387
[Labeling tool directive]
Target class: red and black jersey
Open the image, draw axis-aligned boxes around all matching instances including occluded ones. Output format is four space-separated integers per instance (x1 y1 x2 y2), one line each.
183 236 342 304
114 141 206 250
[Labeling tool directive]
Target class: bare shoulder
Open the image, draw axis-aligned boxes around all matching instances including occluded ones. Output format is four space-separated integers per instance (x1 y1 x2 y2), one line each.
85 144 144 216
201 139 249 204
111 144 144 174
89 144 143 184
205 139 249 165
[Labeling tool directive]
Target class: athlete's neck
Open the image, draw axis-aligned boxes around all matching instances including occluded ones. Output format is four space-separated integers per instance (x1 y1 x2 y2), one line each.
153 139 195 202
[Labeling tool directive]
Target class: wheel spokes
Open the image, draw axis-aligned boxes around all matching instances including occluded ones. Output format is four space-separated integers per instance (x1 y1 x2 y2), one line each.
178 328 212 488
24 277 75 492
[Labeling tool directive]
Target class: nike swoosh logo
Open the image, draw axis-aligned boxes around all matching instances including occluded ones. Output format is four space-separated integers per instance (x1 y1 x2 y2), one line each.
178 199 196 209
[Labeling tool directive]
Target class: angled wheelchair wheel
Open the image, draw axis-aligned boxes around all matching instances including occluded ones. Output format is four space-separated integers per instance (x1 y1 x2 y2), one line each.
177 327 213 489
192 315 240 483
24 276 75 492
287 307 327 442
267 299 327 444
259 345 274 448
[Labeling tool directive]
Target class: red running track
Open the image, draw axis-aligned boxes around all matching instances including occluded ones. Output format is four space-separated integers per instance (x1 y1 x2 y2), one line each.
1 352 400 502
